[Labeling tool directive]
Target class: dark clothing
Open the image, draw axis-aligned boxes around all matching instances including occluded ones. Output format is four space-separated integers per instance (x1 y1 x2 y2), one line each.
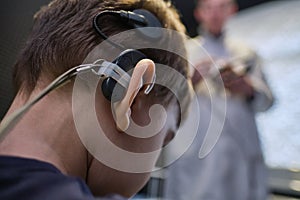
0 156 125 200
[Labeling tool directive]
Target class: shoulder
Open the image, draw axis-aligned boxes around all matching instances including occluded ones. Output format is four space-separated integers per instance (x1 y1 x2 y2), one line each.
0 156 95 200
225 37 258 59
185 35 209 65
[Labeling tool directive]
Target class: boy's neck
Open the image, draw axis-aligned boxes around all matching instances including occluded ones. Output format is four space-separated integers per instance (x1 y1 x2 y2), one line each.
0 90 88 179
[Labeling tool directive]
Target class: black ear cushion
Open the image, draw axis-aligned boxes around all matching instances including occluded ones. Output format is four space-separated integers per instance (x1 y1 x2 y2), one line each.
101 49 147 102
132 9 163 40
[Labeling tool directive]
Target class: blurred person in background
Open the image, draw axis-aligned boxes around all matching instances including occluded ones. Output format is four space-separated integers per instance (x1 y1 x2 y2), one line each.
164 0 273 199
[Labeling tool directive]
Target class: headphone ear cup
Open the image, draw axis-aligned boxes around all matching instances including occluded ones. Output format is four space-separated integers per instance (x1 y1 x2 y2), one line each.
101 49 147 102
101 78 120 102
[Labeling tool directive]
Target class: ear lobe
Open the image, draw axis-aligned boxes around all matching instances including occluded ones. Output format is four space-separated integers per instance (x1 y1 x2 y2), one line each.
113 59 156 132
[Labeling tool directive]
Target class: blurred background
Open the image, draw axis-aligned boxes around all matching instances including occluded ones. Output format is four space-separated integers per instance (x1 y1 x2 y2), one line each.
170 0 300 199
0 0 299 199
226 1 300 199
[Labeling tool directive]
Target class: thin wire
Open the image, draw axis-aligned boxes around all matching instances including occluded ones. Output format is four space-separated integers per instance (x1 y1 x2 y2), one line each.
0 64 100 142
93 11 126 51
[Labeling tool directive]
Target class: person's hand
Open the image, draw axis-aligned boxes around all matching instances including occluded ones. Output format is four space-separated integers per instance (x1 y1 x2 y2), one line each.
220 66 254 99
191 59 213 86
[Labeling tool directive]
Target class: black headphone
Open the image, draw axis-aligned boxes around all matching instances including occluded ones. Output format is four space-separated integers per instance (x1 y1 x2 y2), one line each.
93 9 163 102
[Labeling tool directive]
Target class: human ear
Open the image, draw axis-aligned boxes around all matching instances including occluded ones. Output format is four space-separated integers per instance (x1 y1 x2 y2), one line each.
113 59 155 131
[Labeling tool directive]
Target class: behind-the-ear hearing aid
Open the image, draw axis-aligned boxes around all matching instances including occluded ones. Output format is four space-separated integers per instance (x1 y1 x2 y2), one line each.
93 9 162 102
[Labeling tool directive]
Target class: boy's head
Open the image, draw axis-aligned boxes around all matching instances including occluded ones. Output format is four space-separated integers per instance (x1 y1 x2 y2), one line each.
13 0 188 96
12 0 191 197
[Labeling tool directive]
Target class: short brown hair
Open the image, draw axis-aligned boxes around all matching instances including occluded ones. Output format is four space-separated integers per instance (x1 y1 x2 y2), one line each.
13 0 191 118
